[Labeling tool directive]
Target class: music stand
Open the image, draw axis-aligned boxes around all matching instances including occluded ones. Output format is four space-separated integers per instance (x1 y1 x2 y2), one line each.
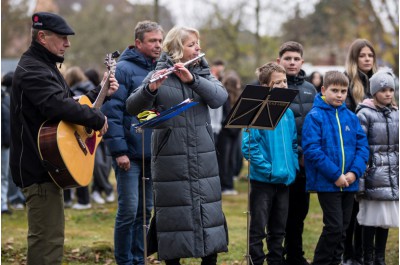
223 84 298 265
133 98 198 265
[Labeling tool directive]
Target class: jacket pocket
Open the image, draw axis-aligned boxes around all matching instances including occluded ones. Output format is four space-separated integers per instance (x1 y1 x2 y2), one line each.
153 128 172 162
205 122 215 145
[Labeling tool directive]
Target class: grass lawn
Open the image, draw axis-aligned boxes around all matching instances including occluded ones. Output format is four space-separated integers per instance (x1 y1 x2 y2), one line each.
1 175 399 264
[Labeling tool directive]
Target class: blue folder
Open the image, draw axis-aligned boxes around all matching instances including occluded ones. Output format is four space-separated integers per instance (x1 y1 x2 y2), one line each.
133 98 199 129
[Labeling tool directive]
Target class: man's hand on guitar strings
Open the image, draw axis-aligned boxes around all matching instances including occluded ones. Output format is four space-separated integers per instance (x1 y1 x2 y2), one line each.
98 116 108 136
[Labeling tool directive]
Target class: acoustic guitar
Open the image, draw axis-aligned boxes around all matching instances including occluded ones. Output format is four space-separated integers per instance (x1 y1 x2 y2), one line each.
37 51 119 189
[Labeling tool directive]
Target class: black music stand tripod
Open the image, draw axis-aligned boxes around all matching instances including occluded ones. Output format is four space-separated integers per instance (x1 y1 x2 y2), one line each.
223 85 298 265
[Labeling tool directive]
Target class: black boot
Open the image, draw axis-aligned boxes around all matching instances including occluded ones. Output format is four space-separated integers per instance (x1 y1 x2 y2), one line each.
374 227 388 265
362 226 375 265
374 255 386 265
201 253 218 265
363 253 374 265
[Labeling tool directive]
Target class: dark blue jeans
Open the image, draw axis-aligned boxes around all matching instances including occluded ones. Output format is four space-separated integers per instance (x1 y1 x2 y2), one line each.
249 180 289 265
313 192 355 265
113 159 153 265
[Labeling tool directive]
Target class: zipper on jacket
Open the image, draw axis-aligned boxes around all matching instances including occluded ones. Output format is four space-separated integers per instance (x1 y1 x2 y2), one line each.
336 109 345 190
281 122 290 183
384 114 395 198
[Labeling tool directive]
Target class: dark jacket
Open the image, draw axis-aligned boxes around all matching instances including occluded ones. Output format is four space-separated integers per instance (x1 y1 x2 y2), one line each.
126 52 229 259
1 88 10 148
10 41 105 188
356 99 399 200
287 69 317 156
303 94 369 192
345 70 373 112
70 80 95 96
102 47 155 160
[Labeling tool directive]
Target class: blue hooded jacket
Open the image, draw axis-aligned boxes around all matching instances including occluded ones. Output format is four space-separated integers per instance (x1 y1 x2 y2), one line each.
102 47 156 159
302 94 369 192
242 109 299 185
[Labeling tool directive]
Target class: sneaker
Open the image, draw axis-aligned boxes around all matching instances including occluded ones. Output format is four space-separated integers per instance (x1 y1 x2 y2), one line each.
148 256 161 264
72 203 92 210
10 203 24 210
91 191 105 204
64 200 73 208
105 192 115 203
222 189 239 195
1 209 12 215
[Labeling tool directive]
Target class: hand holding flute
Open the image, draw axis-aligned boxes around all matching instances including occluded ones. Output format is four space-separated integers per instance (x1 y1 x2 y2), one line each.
148 53 205 92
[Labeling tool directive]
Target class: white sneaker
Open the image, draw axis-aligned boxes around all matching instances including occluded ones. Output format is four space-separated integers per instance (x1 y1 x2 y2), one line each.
222 189 239 195
72 203 92 210
10 203 24 210
105 192 115 203
64 201 73 208
91 191 105 204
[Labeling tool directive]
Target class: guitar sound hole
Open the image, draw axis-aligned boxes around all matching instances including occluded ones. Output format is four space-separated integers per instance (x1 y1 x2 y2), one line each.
85 127 93 135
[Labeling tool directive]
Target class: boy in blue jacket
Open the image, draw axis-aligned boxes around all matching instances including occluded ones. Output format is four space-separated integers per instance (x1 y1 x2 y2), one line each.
302 71 369 265
242 62 299 265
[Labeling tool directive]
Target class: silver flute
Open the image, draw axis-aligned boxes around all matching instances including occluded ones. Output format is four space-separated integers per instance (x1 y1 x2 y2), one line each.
149 53 205 83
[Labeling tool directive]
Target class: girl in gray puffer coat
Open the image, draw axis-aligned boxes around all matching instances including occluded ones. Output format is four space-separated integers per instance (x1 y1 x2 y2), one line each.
356 67 398 265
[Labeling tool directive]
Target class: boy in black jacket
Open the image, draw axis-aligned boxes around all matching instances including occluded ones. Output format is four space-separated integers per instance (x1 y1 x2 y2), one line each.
277 41 317 265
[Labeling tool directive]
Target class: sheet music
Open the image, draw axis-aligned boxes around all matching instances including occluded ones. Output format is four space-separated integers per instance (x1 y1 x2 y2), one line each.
224 85 298 130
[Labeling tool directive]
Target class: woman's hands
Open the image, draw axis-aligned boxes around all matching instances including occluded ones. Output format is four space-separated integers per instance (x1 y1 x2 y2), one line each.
148 63 194 92
173 63 194 83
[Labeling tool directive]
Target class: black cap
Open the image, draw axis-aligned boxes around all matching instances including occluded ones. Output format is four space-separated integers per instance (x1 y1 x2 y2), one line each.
32 12 75 35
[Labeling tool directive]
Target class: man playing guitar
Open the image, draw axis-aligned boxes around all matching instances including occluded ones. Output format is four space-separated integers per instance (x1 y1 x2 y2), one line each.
9 12 118 265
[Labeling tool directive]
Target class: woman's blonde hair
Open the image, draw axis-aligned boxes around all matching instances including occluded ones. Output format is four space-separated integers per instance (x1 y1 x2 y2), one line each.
345 39 377 105
162 26 200 63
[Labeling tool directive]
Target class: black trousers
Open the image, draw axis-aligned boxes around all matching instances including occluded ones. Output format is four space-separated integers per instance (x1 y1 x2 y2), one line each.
313 192 354 265
164 253 218 265
284 174 310 261
216 130 241 191
343 200 363 262
64 187 89 204
249 180 289 265
91 142 113 195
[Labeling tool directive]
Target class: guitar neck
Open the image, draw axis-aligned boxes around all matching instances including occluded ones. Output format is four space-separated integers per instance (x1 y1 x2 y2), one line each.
93 51 119 110
93 71 111 110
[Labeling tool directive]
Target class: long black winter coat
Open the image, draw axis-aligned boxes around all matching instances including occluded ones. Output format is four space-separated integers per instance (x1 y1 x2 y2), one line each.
356 99 399 201
10 41 105 188
126 52 229 260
